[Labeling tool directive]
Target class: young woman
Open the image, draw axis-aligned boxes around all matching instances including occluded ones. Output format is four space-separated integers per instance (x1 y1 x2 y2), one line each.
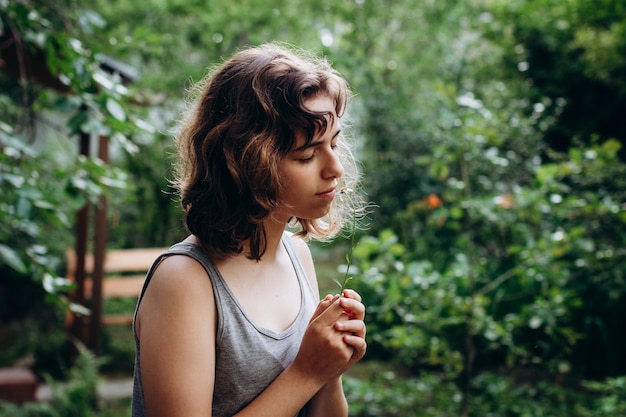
131 43 367 417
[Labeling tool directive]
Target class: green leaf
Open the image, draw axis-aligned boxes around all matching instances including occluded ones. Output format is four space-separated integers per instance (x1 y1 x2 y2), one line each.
0 244 27 274
106 98 126 121
69 302 91 317
67 110 89 134
43 273 75 294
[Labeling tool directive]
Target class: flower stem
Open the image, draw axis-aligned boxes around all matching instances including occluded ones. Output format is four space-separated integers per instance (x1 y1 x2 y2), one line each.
339 203 357 294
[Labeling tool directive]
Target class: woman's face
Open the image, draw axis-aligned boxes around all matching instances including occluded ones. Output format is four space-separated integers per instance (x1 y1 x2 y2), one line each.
275 94 344 222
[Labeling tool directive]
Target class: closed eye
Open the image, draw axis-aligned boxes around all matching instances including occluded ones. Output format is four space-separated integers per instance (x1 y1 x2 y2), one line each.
293 128 341 163
299 152 316 163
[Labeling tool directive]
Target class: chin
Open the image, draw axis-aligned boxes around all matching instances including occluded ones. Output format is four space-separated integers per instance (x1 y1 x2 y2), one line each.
309 208 331 220
290 205 331 222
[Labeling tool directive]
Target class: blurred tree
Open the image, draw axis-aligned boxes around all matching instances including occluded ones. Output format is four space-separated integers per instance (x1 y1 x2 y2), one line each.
488 0 626 158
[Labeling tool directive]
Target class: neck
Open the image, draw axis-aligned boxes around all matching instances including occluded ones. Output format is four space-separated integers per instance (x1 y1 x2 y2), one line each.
187 219 289 262
243 218 287 262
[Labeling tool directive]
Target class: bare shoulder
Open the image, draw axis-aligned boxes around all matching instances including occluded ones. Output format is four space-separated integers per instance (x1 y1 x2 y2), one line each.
136 253 215 335
147 254 213 298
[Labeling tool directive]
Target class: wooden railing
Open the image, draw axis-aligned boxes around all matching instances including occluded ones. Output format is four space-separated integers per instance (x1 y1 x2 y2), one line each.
65 247 166 328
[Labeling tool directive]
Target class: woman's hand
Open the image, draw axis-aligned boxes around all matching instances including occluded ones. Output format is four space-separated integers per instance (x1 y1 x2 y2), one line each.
335 289 367 367
291 291 367 385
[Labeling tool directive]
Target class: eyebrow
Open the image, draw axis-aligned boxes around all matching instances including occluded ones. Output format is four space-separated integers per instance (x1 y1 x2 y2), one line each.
292 129 341 152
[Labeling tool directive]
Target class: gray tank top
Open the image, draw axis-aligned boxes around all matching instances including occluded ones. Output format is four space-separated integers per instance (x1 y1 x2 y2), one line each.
131 233 317 417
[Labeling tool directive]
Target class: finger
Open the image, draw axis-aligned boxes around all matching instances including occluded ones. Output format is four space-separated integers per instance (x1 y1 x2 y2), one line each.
343 334 367 357
312 296 350 326
341 289 362 302
339 297 365 320
334 320 366 338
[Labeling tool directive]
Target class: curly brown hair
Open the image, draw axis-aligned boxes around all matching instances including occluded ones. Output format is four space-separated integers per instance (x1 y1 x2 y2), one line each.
173 43 360 261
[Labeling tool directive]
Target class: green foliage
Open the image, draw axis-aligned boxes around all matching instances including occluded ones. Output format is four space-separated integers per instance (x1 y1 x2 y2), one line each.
468 372 582 417
345 370 626 417
106 135 183 248
350 138 626 400
354 137 626 376
0 343 106 417
579 376 626 417
485 0 626 157
0 125 127 318
345 371 461 417
0 0 151 327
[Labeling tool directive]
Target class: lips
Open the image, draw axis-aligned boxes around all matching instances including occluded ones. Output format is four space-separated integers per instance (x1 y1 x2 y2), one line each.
317 187 336 198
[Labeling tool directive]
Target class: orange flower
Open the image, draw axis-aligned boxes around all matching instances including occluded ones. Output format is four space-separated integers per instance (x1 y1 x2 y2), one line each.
427 193 443 209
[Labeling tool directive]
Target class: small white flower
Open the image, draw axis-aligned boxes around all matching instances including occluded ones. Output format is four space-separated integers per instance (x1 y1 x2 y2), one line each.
339 186 354 197
336 184 376 294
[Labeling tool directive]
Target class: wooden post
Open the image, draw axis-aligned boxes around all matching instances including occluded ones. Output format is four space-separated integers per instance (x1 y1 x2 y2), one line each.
89 135 109 353
70 132 91 347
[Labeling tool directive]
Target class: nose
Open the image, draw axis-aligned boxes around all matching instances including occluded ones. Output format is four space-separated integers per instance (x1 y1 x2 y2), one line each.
323 146 344 180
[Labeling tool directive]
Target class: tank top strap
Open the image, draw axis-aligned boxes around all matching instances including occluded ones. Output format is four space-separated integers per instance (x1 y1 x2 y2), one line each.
281 233 317 301
132 241 226 329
